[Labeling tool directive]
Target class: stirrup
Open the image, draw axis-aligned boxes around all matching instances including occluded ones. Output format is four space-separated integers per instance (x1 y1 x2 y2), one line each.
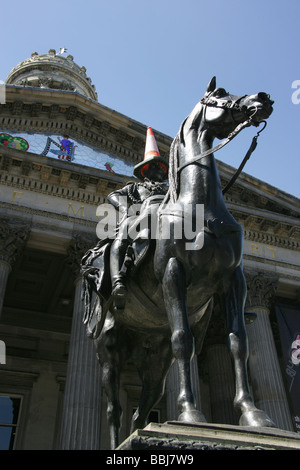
112 281 127 297
112 281 127 311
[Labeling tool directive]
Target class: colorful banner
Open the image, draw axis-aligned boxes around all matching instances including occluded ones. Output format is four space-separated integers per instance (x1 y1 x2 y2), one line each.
42 136 76 161
0 133 29 151
275 304 300 433
0 129 135 175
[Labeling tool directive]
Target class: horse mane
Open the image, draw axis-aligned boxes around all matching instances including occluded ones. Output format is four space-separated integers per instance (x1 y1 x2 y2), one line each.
168 133 180 204
163 100 205 206
164 113 189 205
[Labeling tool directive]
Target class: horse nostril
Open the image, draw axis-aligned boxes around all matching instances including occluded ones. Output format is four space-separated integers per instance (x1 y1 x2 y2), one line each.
257 92 270 102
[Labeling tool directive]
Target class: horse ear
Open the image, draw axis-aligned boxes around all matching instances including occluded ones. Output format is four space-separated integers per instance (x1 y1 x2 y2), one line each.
206 76 216 94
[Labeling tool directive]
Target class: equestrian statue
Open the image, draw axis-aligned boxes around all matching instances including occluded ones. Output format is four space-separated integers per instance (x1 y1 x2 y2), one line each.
81 77 275 449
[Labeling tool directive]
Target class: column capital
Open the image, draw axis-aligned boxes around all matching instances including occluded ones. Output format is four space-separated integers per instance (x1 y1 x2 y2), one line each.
0 219 30 267
244 270 278 311
65 233 96 279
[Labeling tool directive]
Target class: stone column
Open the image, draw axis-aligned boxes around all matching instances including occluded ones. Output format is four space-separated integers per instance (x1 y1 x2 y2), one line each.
0 220 30 316
166 356 201 421
207 343 237 425
245 271 293 431
59 235 102 450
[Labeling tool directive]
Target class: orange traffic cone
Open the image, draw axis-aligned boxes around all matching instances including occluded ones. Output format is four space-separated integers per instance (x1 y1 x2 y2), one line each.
144 127 160 159
133 127 168 180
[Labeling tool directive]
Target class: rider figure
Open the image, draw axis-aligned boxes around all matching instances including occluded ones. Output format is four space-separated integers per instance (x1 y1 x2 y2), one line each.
108 127 168 310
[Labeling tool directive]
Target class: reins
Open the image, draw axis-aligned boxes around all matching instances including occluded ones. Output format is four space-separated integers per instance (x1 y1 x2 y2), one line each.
176 100 268 195
221 120 267 194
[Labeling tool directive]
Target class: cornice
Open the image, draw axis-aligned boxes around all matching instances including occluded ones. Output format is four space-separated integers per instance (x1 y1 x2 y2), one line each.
1 86 171 165
0 146 129 200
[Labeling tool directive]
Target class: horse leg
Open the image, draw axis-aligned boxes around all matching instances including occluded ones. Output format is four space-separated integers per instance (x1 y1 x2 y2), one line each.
162 257 206 423
224 266 276 427
102 361 122 449
95 327 123 449
130 337 173 433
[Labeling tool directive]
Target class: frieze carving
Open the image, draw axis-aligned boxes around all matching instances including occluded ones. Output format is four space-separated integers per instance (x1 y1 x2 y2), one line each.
40 167 51 181
21 161 31 176
59 170 71 186
12 101 23 115
48 104 60 118
66 106 77 121
243 228 300 251
0 219 30 266
99 121 110 137
0 151 297 254
244 271 278 310
116 130 127 144
78 175 89 189
1 156 11 171
132 137 144 151
83 115 94 128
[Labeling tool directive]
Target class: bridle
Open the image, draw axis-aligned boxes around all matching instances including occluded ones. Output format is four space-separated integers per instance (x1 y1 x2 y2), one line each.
177 92 268 194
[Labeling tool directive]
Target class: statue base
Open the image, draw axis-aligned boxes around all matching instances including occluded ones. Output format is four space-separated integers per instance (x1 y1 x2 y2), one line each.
117 421 300 451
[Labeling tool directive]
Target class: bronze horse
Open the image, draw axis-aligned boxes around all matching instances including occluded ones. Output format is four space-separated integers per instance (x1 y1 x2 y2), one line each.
81 77 275 449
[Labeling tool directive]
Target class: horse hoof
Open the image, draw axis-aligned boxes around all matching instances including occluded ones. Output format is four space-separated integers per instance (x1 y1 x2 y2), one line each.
178 409 207 424
239 409 276 428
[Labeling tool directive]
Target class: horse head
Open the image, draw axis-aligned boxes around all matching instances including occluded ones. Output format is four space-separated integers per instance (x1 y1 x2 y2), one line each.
197 76 274 139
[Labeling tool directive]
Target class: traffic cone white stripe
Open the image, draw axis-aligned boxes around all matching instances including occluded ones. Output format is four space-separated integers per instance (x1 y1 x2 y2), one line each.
144 127 160 159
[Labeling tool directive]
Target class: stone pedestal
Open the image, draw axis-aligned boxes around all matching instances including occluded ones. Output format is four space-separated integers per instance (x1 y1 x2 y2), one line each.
118 421 300 450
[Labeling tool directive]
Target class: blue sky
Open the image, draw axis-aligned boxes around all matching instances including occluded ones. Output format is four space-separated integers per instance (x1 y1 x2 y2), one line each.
2 0 299 198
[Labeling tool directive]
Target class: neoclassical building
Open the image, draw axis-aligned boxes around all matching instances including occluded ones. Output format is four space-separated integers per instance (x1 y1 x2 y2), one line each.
0 50 299 450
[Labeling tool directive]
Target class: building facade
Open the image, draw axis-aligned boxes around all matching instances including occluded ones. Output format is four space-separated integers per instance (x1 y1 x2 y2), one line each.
0 50 299 450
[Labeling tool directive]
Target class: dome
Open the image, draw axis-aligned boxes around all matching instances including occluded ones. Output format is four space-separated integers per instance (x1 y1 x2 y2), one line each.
6 49 98 101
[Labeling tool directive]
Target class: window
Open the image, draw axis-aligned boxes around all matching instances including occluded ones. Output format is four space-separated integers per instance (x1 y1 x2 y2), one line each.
0 396 22 450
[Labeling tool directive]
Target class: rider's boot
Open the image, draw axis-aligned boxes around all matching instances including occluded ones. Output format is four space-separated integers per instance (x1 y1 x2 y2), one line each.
110 238 129 311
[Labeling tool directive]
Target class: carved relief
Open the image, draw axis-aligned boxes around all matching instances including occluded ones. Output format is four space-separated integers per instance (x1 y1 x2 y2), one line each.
0 220 30 266
245 271 278 310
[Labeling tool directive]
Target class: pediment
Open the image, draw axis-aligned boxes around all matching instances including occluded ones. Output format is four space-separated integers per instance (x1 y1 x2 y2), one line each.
217 161 300 248
218 160 300 218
